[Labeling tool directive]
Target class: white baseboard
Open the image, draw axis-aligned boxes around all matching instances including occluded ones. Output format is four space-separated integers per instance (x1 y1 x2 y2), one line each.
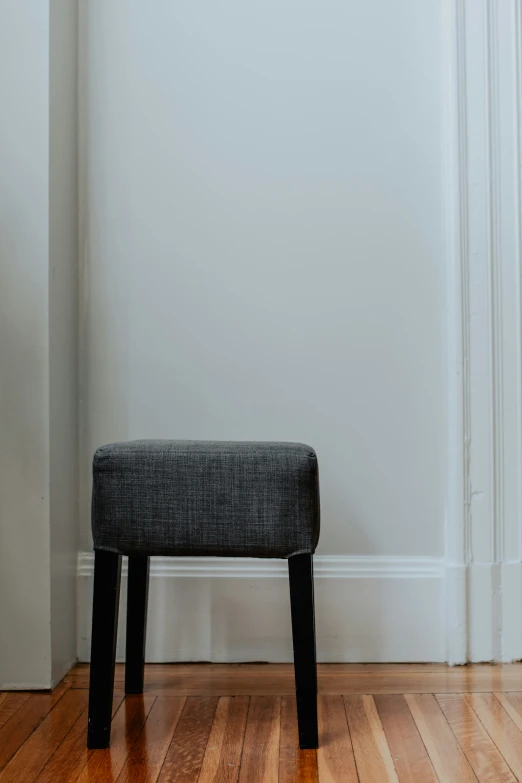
467 561 522 663
501 563 522 662
77 553 445 663
52 657 78 689
445 561 522 664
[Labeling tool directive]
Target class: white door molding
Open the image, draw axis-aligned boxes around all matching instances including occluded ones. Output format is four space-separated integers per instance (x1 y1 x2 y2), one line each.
445 0 522 663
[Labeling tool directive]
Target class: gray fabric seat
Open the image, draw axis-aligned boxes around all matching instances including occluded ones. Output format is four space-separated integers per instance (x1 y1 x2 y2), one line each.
92 440 320 558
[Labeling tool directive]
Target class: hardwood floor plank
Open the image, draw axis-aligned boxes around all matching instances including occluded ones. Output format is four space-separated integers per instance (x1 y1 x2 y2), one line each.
436 693 515 782
197 696 249 783
0 690 87 783
317 695 358 783
0 694 31 730
238 696 280 783
116 697 185 783
279 696 318 783
344 695 399 782
75 695 155 783
467 693 522 780
35 693 125 783
6 667 522 783
0 682 71 773
495 693 522 732
157 697 218 783
375 694 437 783
405 694 477 782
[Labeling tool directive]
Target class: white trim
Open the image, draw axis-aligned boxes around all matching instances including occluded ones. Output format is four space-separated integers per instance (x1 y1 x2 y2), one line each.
77 552 444 580
501 561 522 660
445 0 522 662
0 682 53 692
77 552 445 663
51 657 79 690
443 0 471 665
514 0 522 566
487 0 503 567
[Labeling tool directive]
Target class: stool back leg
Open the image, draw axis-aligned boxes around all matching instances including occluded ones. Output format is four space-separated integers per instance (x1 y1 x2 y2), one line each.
288 553 318 749
87 550 122 749
125 556 150 694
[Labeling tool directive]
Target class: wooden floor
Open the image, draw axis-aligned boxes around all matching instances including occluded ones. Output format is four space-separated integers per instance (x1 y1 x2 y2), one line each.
2 664 522 782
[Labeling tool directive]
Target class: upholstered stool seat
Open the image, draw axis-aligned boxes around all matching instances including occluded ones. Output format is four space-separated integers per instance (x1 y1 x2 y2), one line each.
92 440 320 558
87 440 320 752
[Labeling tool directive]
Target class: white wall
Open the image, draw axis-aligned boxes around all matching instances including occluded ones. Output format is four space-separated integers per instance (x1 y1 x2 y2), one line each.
78 0 447 661
0 0 52 688
3 0 519 673
1 0 517 668
0 0 78 688
79 0 445 557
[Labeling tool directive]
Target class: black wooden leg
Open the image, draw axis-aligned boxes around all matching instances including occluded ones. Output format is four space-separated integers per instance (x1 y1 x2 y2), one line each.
87 550 122 749
288 553 318 749
125 555 150 694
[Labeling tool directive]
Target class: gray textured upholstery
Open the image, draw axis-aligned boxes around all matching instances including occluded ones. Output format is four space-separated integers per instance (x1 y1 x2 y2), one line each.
92 440 320 558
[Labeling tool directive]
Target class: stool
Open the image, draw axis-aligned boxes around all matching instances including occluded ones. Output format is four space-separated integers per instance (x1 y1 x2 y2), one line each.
87 440 320 750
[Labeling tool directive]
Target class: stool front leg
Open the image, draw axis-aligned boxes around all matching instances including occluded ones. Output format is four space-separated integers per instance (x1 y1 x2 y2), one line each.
87 550 122 749
125 555 150 694
288 553 319 749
